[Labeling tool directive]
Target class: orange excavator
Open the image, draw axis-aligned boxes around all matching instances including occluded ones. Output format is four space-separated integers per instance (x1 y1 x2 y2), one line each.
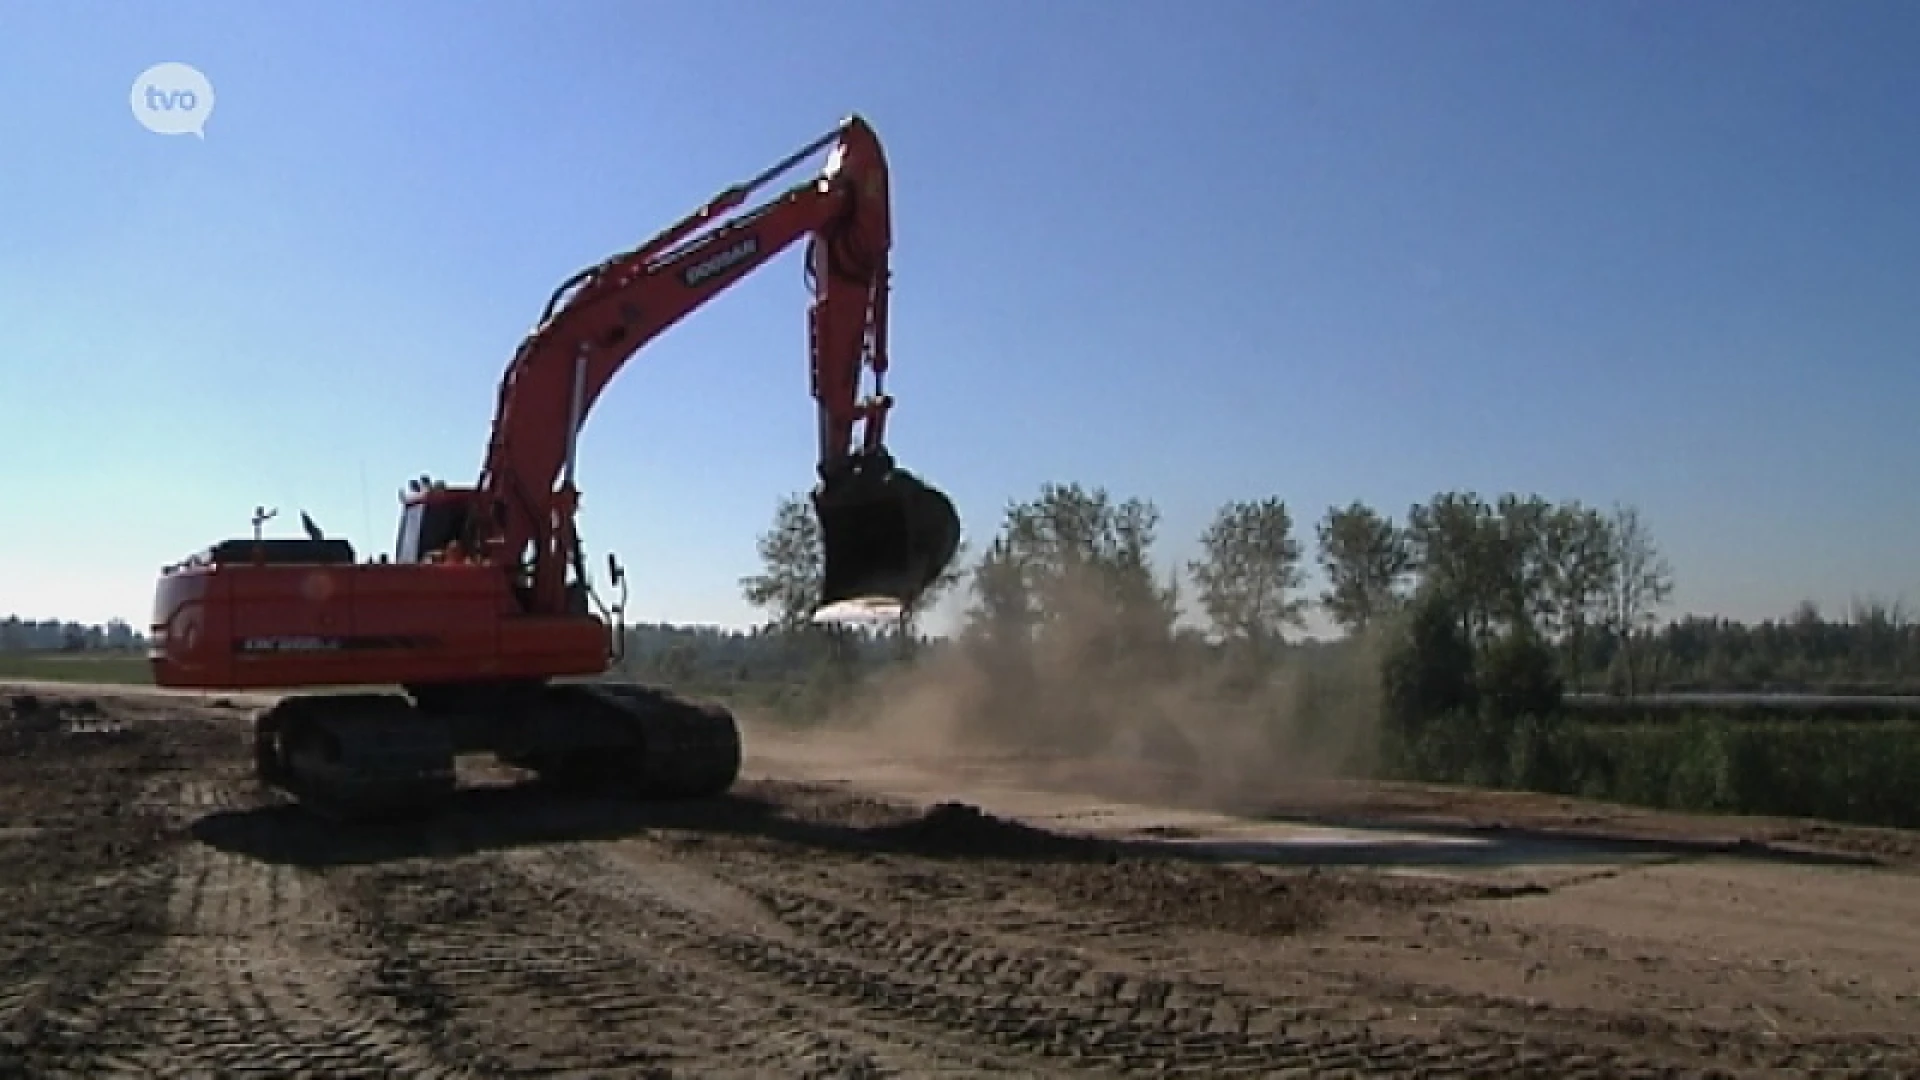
148 115 963 820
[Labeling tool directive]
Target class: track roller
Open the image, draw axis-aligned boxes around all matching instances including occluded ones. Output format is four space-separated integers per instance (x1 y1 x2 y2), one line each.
502 683 743 800
253 693 456 822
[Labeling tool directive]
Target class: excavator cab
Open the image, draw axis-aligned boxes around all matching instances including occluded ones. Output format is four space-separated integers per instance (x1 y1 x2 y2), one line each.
813 453 961 620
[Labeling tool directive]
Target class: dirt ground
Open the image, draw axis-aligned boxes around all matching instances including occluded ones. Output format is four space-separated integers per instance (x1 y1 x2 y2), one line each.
3 682 1920 1078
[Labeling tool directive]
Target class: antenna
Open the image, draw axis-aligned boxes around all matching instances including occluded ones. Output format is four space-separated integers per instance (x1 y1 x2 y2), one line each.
251 506 278 542
360 459 373 553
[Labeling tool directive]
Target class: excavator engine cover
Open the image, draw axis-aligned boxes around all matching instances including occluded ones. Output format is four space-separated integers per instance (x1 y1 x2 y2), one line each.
815 460 961 616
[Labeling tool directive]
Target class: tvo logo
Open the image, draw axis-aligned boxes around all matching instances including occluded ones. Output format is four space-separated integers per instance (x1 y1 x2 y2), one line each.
131 62 215 138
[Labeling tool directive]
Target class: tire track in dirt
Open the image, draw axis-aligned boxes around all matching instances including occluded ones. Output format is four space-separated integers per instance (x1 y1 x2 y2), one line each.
349 846 1023 1076
0 695 184 1078
495 837 1679 1079
678 850 1670 1077
28 778 471 1079
1372 906 1920 1076
0 862 175 1079
722 776 1920 1077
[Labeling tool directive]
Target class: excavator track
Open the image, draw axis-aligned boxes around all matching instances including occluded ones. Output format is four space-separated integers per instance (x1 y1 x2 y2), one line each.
253 681 742 821
506 682 744 800
253 693 457 823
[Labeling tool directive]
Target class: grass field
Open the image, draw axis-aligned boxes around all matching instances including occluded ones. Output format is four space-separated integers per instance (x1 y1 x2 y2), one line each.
0 651 153 685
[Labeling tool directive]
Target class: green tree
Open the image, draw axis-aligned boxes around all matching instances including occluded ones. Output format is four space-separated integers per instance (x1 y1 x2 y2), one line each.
963 533 1037 647
655 641 700 685
1406 491 1501 647
1189 496 1309 656
739 493 822 633
1314 501 1414 634
1488 493 1557 636
964 482 1178 665
1380 584 1479 749
1600 503 1674 696
1848 594 1911 680
1538 502 1618 689
1479 625 1565 721
1019 484 1176 647
1406 491 1613 655
893 538 970 658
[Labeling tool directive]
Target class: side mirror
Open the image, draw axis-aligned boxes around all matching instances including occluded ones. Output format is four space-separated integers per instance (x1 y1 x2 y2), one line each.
607 552 626 586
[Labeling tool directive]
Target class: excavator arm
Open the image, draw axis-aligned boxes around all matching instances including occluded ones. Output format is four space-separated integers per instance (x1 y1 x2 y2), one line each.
473 115 958 616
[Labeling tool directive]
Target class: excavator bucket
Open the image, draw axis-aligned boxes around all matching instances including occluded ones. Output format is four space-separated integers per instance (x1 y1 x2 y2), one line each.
814 461 962 620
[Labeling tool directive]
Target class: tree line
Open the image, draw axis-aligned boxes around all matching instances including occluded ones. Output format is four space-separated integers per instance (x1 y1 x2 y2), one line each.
731 483 1919 698
619 596 1920 702
730 479 1916 728
716 482 1920 830
1622 599 1920 694
736 483 1688 692
0 617 146 652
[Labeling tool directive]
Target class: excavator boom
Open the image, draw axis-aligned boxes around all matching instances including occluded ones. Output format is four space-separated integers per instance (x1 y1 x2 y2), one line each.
477 116 952 615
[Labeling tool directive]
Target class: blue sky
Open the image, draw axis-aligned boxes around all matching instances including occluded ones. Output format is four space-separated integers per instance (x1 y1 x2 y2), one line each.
3 1 1917 636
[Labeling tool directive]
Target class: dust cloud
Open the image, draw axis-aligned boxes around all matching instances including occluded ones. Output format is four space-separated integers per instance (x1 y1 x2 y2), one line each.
812 572 1392 815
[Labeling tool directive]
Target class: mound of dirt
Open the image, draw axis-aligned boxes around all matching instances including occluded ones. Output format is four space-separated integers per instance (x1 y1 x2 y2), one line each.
2 694 139 751
879 800 1109 859
2 692 95 734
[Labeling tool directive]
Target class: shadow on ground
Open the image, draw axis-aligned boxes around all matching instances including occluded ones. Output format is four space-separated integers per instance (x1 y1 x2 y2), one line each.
192 782 1131 870
188 776 1884 874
